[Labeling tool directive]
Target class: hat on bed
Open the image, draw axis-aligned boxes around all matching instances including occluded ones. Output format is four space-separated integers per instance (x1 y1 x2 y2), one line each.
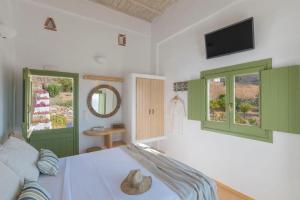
121 169 152 195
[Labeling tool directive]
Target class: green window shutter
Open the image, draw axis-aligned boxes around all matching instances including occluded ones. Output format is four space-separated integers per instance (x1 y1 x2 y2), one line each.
288 66 300 133
261 68 289 131
188 79 206 121
261 65 300 134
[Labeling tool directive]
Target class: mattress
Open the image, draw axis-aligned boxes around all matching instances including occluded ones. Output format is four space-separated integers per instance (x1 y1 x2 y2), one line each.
39 147 180 200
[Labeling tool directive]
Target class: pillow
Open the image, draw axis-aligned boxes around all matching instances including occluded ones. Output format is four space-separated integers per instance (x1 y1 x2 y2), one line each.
37 149 59 176
0 161 22 200
0 137 39 182
17 179 51 200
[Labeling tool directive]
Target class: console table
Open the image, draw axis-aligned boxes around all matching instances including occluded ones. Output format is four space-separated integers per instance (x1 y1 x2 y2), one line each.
84 128 126 149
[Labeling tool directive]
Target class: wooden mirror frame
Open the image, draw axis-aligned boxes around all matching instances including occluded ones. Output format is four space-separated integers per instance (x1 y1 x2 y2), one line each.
87 85 121 118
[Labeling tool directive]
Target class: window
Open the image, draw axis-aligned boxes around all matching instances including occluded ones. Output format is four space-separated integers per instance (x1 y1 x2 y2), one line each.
234 73 260 126
208 77 226 122
201 59 273 142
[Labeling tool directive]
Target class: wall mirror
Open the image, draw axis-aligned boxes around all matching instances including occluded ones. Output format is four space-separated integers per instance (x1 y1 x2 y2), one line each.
87 85 121 118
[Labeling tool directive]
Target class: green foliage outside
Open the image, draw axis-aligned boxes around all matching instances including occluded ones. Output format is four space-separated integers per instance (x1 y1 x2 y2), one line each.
58 79 73 92
44 84 61 97
240 103 252 119
218 94 226 110
210 94 226 111
235 95 259 112
235 115 247 124
57 100 72 108
210 94 259 125
248 118 257 125
52 98 73 108
210 94 226 121
51 115 67 129
210 100 220 110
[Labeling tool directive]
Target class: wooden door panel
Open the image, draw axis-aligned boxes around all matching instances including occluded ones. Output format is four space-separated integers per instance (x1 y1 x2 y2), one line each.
136 78 151 140
29 129 74 157
150 79 165 137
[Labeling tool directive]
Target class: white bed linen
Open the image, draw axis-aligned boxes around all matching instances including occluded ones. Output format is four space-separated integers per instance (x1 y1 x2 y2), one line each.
39 148 180 200
39 158 66 200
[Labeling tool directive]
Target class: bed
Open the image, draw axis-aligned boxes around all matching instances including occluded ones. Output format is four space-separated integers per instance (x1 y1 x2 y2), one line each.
39 144 218 200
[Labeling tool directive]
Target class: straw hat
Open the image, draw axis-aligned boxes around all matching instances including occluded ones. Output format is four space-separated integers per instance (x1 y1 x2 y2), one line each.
121 169 152 195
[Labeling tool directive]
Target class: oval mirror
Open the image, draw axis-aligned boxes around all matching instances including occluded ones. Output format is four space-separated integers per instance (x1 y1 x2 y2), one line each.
87 85 121 118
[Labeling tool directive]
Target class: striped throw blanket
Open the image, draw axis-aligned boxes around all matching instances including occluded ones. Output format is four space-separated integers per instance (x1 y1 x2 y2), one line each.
122 144 219 200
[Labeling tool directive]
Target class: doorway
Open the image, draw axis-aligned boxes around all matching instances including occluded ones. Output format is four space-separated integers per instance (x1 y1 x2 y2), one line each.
22 68 79 157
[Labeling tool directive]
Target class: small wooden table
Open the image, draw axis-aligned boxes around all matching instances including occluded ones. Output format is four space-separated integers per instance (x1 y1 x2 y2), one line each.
84 128 126 149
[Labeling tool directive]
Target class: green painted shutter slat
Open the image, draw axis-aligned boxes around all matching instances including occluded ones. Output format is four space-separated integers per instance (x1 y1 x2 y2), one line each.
289 66 300 133
261 68 289 131
188 79 206 121
199 79 206 121
261 65 300 134
261 69 273 130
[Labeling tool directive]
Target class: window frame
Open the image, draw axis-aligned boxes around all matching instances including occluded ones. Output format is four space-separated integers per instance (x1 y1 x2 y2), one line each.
201 59 273 142
203 72 230 132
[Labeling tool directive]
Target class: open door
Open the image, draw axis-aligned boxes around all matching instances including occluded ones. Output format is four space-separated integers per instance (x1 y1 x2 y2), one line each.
22 68 79 157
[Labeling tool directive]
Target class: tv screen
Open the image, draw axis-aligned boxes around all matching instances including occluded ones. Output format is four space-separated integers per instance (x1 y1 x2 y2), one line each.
205 18 254 59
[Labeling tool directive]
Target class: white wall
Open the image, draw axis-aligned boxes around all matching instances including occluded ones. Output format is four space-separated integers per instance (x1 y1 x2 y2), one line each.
151 0 239 71
153 0 300 199
11 0 152 152
152 0 238 43
0 0 16 142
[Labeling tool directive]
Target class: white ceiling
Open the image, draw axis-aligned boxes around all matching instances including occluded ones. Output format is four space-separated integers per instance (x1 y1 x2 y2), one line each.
89 0 178 22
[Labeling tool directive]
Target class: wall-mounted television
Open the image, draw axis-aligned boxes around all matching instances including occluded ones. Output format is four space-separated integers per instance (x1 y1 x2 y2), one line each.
205 17 254 59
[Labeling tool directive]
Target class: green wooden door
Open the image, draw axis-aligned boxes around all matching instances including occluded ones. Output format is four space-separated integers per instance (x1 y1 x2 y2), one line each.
22 68 79 157
261 65 300 134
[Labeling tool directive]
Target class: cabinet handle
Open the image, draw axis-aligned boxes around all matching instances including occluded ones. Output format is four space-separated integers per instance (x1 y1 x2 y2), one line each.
152 109 155 114
149 109 151 115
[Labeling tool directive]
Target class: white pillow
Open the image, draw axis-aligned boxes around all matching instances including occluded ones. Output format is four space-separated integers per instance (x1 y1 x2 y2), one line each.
0 137 40 182
0 161 22 200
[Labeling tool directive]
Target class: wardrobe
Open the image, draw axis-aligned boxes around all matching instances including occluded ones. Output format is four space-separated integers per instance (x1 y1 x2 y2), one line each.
124 74 165 143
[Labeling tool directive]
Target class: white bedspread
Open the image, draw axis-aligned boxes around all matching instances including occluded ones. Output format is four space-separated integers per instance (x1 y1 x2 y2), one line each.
39 148 180 200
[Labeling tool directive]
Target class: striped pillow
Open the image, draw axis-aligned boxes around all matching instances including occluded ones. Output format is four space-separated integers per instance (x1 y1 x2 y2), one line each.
37 149 59 176
18 179 51 200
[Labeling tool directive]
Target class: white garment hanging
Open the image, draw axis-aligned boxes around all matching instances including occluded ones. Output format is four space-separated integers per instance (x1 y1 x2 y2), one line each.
168 95 186 135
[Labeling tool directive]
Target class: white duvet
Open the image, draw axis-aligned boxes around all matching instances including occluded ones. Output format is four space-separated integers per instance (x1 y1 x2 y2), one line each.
39 148 180 200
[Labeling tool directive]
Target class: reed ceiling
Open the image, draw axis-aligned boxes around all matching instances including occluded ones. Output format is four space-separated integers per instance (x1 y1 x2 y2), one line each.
90 0 178 22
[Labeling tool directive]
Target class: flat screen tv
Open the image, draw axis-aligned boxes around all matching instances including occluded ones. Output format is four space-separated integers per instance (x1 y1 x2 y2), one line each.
205 17 254 59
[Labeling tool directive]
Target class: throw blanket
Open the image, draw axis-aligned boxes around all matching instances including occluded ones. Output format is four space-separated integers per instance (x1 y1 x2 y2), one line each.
122 144 219 200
